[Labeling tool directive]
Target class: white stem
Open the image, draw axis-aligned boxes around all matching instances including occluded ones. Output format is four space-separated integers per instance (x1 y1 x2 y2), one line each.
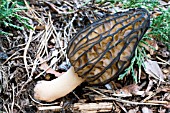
34 67 85 102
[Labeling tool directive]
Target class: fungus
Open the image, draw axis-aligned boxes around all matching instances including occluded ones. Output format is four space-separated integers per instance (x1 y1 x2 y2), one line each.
34 8 150 102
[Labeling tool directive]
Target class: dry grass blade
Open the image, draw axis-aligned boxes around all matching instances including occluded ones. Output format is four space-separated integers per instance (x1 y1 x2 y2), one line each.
38 106 62 111
23 30 34 77
94 97 165 106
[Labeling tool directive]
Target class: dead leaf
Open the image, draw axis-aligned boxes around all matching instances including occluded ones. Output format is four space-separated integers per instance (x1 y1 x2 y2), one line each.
152 11 162 18
157 48 170 58
159 0 169 5
113 84 145 97
37 55 63 77
165 93 170 101
144 60 165 82
140 39 158 55
141 106 153 113
164 103 170 108
158 109 166 113
162 68 169 74
128 107 139 113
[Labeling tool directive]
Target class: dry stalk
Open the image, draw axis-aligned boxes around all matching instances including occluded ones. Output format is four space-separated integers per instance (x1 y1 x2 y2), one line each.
11 84 15 113
23 30 34 77
94 96 165 106
156 56 170 65
64 14 77 43
29 95 59 106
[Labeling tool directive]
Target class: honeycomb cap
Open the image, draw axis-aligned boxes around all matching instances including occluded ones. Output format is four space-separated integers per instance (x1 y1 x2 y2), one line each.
67 8 150 85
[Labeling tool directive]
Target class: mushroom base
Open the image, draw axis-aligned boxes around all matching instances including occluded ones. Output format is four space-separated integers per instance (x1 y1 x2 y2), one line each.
34 67 85 102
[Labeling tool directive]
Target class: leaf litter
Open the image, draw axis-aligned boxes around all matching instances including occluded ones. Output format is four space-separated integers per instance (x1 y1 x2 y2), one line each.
0 0 170 112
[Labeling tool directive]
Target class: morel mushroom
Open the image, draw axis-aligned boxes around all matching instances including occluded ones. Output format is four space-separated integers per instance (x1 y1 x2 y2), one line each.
34 8 150 102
